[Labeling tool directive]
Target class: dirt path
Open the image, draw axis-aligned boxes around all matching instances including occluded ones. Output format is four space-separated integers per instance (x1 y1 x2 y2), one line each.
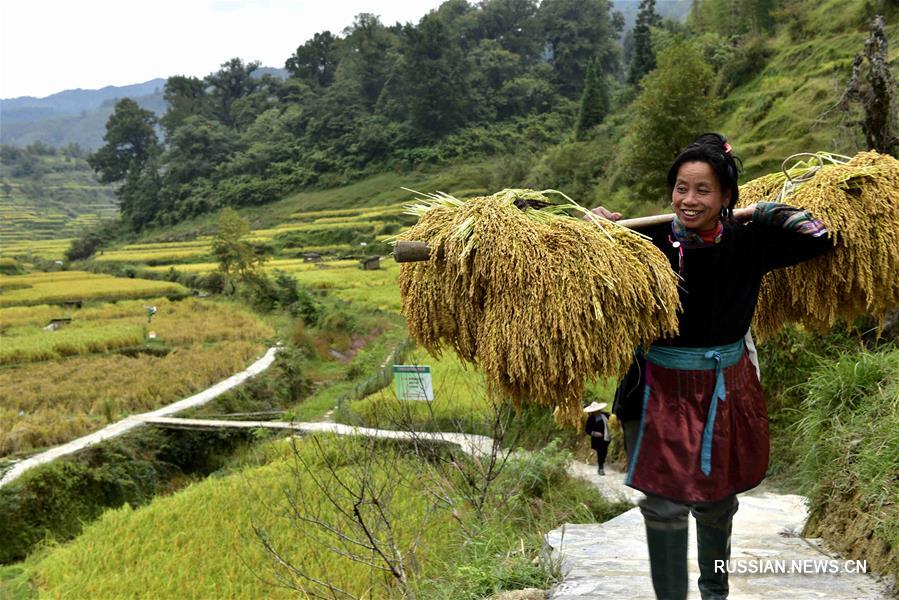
0 346 280 488
546 461 895 599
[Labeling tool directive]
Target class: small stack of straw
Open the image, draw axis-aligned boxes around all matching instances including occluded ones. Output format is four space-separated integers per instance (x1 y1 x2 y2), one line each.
397 189 680 426
739 150 899 338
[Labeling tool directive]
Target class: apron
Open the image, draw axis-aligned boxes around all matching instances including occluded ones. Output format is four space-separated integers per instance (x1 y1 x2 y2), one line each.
624 340 769 503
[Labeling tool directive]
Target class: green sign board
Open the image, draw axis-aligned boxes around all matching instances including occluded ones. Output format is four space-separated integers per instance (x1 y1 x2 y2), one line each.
392 365 433 401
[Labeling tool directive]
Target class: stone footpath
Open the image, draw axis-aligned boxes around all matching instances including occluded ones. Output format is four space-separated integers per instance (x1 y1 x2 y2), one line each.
547 463 895 599
0 346 280 487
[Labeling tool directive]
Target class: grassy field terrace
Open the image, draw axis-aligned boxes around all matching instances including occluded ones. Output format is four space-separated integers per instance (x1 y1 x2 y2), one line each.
0 268 274 457
0 239 73 261
0 271 188 306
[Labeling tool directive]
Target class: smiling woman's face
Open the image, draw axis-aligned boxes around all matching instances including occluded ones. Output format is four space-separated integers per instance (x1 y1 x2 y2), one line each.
671 161 731 231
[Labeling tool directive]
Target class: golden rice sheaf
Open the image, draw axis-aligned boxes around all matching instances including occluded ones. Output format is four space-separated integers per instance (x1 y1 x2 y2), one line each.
738 151 899 339
399 191 679 427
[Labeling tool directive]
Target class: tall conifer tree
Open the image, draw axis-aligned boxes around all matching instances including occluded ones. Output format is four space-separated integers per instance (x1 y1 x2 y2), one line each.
628 0 658 85
575 60 609 140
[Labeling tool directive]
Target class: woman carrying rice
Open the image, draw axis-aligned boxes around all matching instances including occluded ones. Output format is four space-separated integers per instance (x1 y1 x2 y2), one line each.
591 133 832 600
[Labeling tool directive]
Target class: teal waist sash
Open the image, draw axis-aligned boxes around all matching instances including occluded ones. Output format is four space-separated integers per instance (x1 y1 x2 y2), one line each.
643 339 745 477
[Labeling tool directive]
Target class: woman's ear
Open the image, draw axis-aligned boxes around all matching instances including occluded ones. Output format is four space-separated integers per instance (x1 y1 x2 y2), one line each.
722 190 733 209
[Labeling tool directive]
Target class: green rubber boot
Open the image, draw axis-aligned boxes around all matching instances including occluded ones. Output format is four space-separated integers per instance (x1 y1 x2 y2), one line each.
645 523 689 600
696 521 732 599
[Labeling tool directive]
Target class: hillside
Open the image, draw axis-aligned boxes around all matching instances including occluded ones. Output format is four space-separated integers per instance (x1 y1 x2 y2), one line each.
0 145 118 245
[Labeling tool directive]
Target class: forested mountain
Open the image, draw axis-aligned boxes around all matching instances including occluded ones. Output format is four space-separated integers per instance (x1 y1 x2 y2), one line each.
12 0 899 235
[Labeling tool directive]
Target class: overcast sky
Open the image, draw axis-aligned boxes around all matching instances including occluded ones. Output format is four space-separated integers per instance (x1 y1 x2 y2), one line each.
0 0 448 99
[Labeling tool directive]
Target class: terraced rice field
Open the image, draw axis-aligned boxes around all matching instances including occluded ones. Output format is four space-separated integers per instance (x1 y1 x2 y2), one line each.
0 186 118 242
0 239 73 261
94 245 213 263
0 292 274 456
0 199 409 456
0 271 188 306
147 257 403 313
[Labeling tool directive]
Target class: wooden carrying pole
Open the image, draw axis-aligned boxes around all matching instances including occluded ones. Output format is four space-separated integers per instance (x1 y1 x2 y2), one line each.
393 213 675 263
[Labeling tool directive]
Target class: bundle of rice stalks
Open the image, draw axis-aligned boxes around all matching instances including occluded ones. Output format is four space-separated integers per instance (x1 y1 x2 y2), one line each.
397 189 680 426
738 150 899 338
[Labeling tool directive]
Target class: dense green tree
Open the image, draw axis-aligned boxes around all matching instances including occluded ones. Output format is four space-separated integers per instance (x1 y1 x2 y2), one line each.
627 0 659 85
88 99 160 183
337 14 397 110
164 116 237 186
575 60 609 140
212 207 265 293
160 75 208 138
205 58 260 129
285 31 341 87
621 41 719 200
392 14 470 138
229 73 282 130
118 157 163 230
494 63 557 118
476 0 541 59
536 0 622 97
466 39 525 121
88 99 162 230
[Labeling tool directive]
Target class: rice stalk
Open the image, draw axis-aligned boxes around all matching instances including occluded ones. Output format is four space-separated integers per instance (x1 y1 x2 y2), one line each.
398 189 680 426
739 150 899 338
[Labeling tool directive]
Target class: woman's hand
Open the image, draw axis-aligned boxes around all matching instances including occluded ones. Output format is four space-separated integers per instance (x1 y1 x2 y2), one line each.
584 206 623 222
733 204 757 223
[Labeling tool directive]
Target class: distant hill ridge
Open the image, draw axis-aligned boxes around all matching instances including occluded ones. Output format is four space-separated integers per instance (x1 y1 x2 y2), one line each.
0 67 287 150
1 79 167 124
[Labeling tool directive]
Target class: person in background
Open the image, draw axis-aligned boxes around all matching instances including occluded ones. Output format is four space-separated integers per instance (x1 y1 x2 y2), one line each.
589 133 832 600
584 401 611 475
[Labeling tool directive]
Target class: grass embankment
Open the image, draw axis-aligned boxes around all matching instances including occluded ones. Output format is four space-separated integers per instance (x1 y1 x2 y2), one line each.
757 323 897 584
720 0 899 178
12 434 627 599
795 347 898 584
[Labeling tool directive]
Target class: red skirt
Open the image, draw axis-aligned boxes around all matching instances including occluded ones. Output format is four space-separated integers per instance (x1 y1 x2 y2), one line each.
625 351 769 503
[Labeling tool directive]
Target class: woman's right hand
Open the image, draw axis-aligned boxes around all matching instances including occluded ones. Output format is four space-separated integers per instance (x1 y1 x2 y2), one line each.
584 206 623 222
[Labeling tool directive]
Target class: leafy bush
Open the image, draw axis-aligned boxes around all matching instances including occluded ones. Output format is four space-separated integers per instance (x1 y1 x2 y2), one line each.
502 439 571 499
714 35 773 94
64 219 122 262
319 304 359 334
0 258 24 276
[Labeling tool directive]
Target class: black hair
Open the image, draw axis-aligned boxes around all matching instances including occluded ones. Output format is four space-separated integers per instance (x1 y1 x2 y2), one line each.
666 133 743 221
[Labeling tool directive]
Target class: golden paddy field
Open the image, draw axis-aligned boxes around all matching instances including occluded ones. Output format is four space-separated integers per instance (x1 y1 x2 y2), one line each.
0 276 274 456
0 201 406 457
